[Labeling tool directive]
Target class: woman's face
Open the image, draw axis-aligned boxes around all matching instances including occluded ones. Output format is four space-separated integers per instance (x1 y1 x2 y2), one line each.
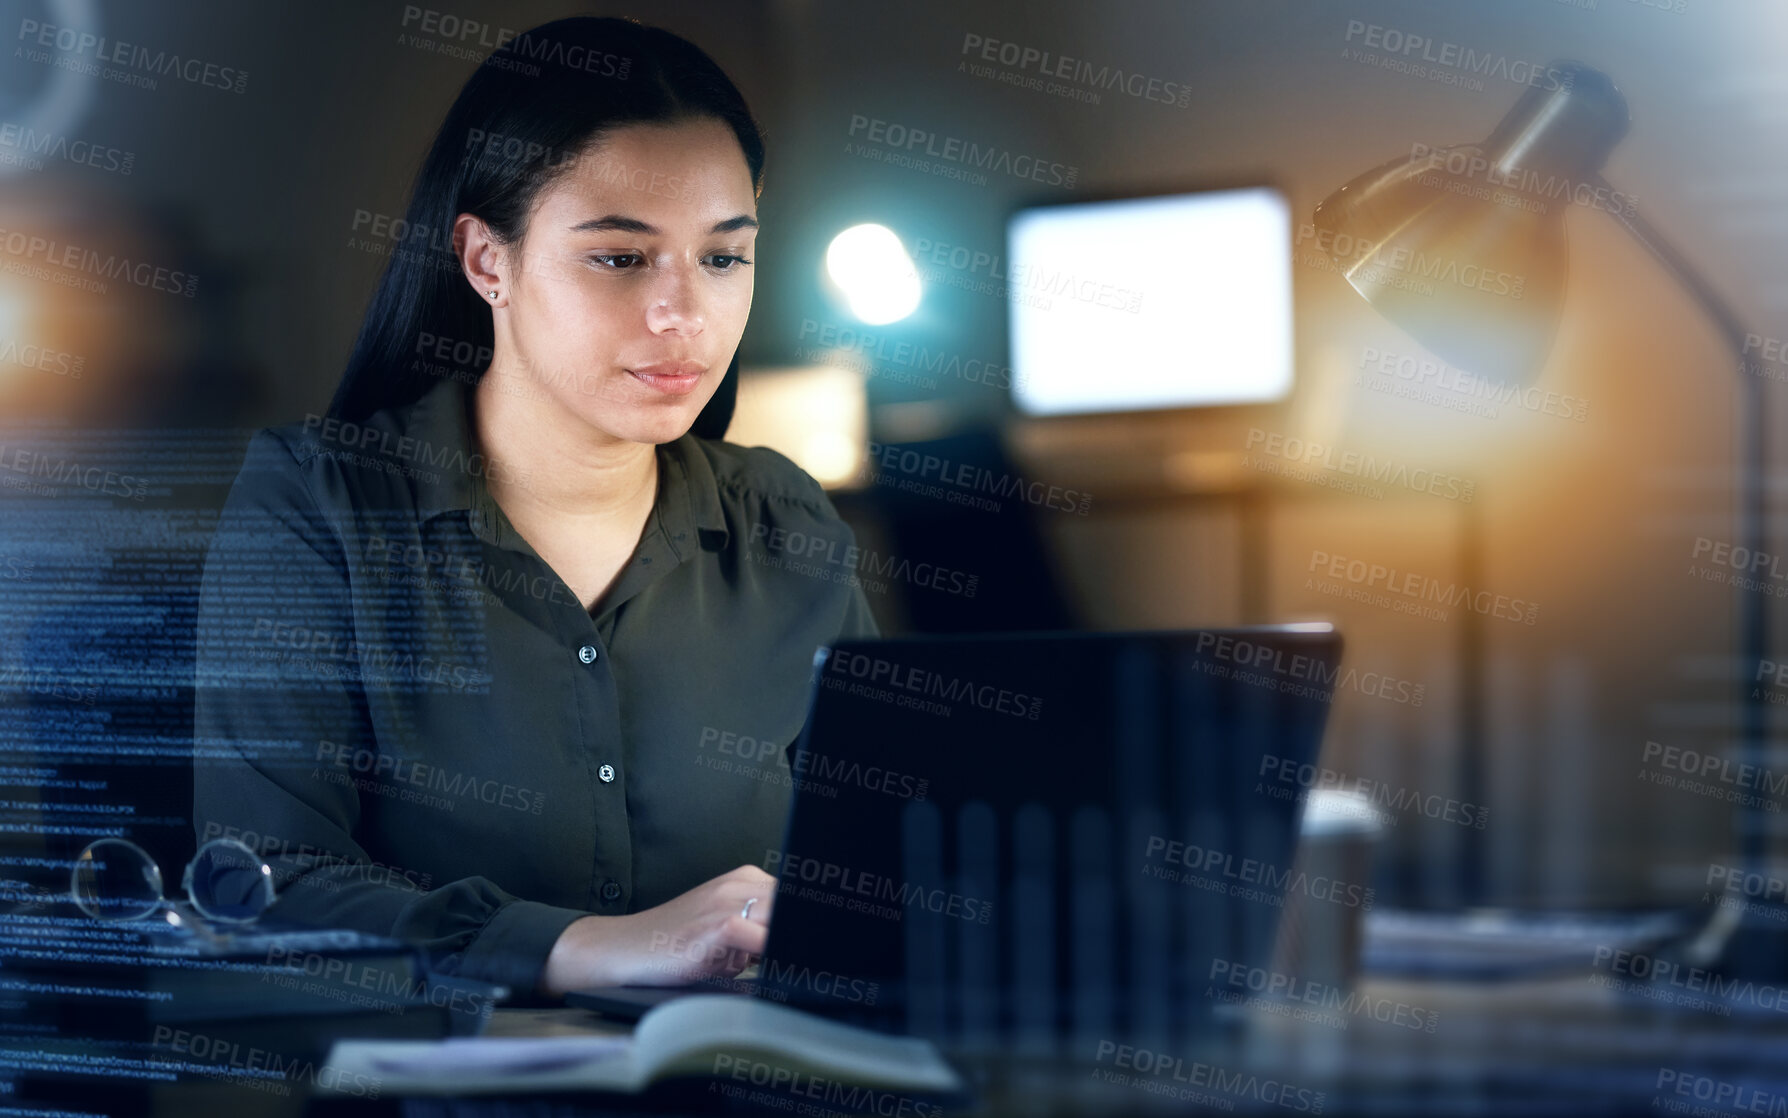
491 117 756 446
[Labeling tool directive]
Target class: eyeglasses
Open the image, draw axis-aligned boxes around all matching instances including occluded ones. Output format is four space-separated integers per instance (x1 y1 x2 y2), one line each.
70 837 277 925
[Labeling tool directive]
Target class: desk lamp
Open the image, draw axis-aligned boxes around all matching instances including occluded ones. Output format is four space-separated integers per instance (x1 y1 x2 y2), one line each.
1311 61 1773 976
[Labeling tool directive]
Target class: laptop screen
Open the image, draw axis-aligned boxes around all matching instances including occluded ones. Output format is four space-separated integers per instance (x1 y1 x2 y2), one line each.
760 627 1344 1052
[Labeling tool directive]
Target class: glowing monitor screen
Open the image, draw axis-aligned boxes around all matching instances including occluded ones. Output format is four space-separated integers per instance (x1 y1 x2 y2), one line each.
1007 186 1293 415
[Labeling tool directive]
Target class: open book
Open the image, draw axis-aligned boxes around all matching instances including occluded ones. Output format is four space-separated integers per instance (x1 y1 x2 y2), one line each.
322 994 964 1100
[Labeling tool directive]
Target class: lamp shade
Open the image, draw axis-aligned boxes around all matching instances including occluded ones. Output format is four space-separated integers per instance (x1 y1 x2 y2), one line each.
1311 62 1628 383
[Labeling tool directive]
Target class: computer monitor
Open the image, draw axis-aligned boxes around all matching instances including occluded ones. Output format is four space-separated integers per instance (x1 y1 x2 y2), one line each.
1007 185 1294 416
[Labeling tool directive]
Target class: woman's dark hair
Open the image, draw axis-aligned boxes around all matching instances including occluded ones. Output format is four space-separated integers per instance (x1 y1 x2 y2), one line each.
327 16 764 438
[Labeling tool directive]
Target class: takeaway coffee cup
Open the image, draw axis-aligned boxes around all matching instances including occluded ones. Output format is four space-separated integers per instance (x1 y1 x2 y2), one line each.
1270 788 1386 992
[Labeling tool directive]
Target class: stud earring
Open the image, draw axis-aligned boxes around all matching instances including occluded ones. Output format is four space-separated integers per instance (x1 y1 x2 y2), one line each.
487 290 499 299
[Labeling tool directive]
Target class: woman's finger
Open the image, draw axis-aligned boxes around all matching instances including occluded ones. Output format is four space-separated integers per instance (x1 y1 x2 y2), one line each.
719 914 770 957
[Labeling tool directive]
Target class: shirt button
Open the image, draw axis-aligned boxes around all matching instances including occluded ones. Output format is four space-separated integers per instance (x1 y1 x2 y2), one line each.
578 644 598 664
598 764 616 783
601 881 622 903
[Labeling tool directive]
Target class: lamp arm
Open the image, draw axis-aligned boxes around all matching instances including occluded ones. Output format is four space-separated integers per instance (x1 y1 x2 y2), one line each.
1591 174 1753 360
1593 174 1770 961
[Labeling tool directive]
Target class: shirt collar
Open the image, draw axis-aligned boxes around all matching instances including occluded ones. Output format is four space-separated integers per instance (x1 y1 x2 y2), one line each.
657 426 731 558
408 374 478 525
404 374 730 554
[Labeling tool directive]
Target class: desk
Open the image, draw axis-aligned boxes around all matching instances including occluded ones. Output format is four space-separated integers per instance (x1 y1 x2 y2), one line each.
280 970 1788 1115
33 967 1784 1115
846 972 1786 1116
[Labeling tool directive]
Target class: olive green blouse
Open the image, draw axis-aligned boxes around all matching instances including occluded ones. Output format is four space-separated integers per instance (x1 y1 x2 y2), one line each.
192 373 878 995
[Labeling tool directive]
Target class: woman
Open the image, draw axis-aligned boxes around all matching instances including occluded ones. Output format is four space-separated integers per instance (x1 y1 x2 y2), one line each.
192 16 877 999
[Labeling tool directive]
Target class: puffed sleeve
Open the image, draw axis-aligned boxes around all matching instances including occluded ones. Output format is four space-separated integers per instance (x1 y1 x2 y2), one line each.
192 430 587 993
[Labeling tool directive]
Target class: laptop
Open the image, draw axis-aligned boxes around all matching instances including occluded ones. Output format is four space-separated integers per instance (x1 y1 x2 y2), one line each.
571 625 1344 1052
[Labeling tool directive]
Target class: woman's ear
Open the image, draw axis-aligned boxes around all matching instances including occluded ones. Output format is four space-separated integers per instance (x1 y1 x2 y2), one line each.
453 212 508 307
689 352 738 440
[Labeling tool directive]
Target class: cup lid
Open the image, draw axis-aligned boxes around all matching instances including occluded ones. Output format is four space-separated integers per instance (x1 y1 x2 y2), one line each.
1300 788 1388 837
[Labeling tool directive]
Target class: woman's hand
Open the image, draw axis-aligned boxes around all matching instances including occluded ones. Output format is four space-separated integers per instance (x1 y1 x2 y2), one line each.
541 865 776 996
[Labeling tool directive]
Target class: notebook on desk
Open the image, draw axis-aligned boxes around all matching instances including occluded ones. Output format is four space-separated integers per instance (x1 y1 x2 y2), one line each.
572 626 1346 1058
324 992 967 1099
